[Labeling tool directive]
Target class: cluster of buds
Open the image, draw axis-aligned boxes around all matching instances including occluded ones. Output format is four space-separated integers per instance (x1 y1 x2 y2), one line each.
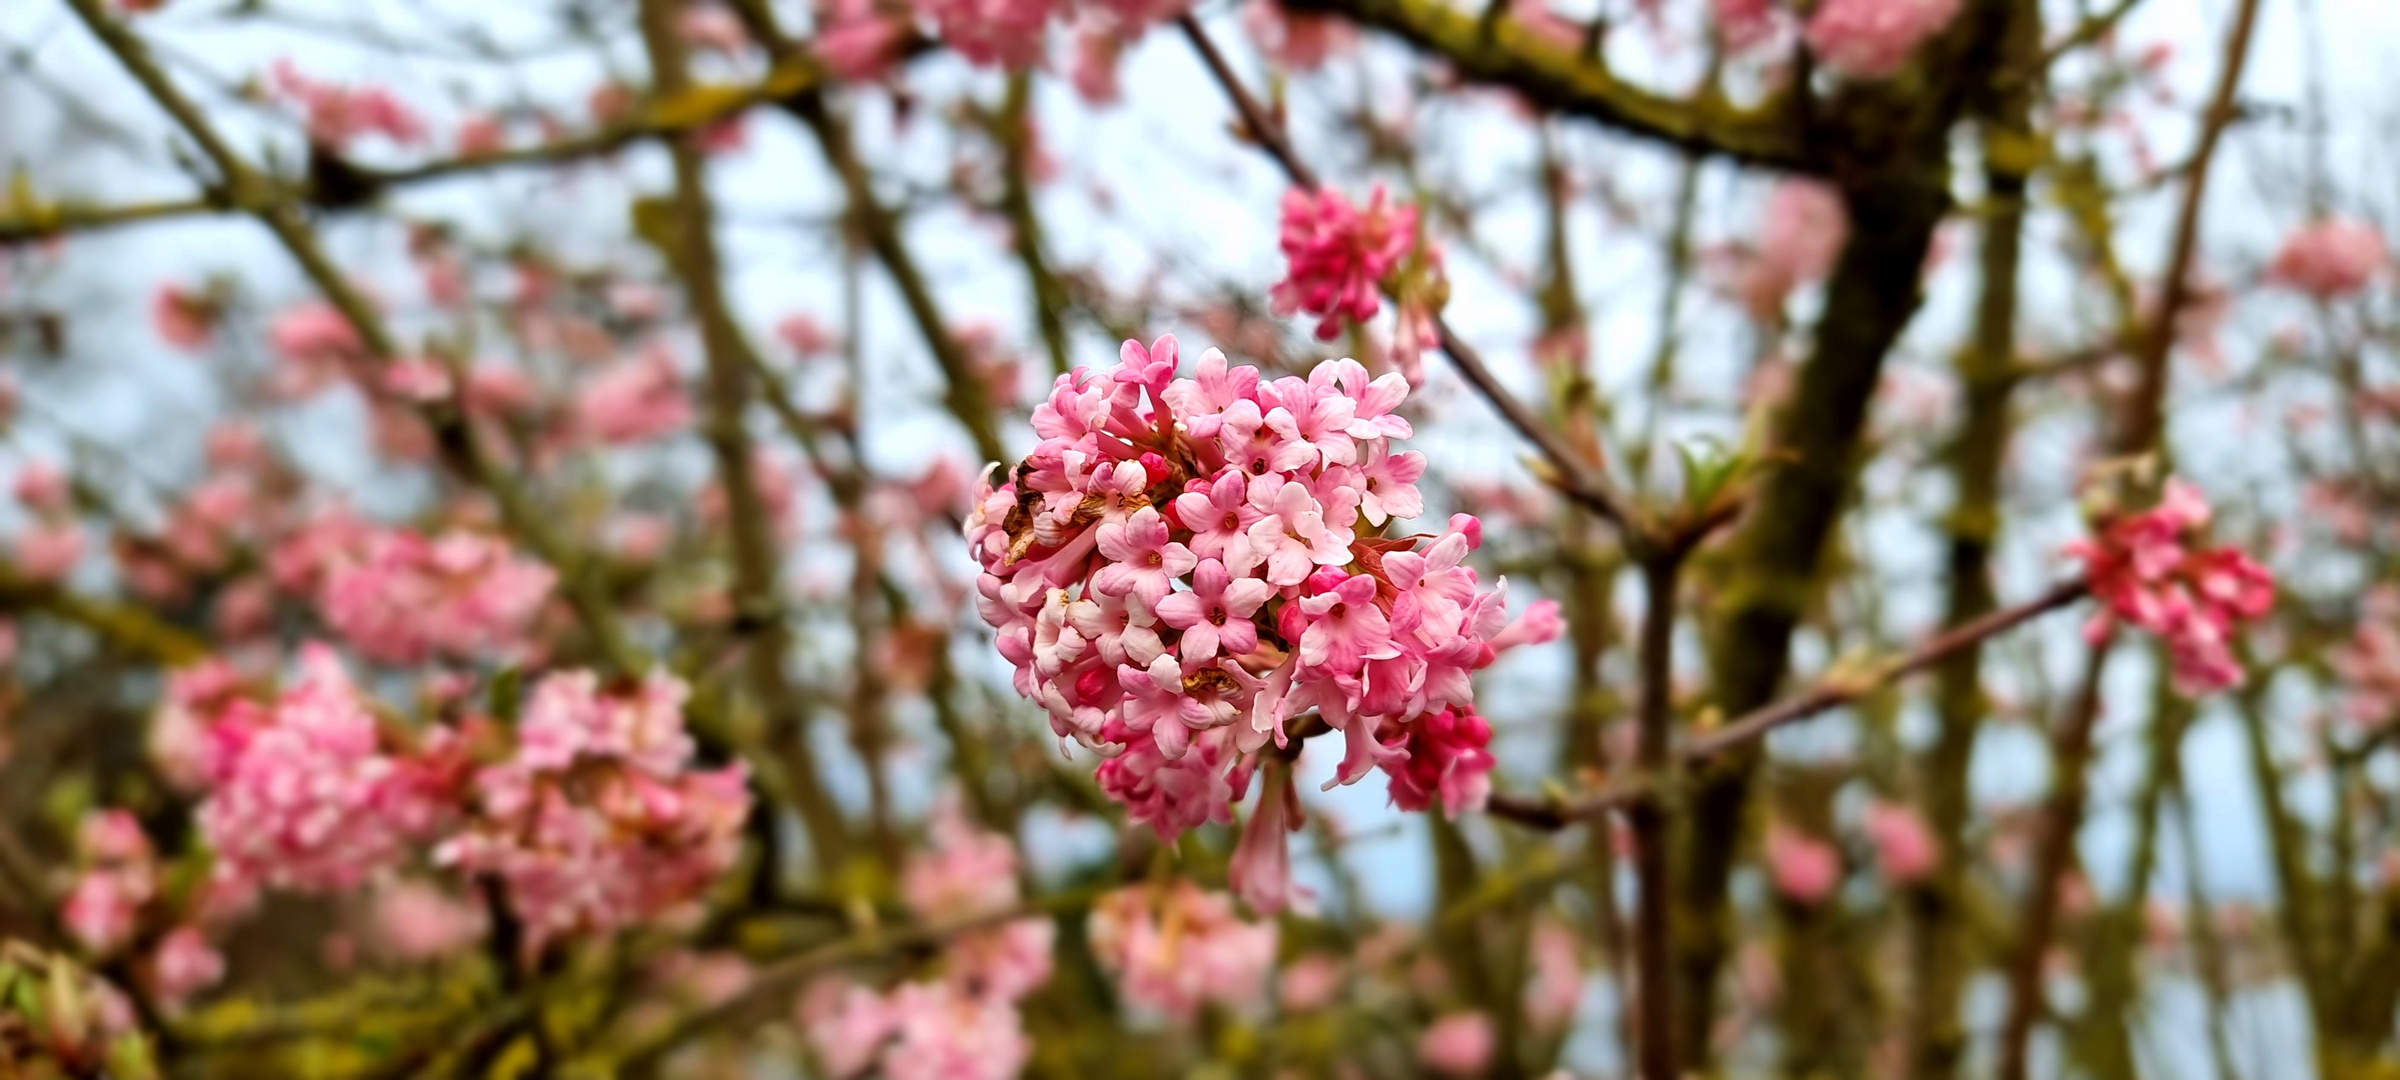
967 337 1558 907
2067 478 2276 694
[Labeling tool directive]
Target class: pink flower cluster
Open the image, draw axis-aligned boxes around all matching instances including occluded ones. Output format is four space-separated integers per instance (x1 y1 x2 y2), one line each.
1718 180 1849 320
1086 881 1277 1019
62 812 157 956
195 645 453 893
575 348 695 445
916 0 1189 70
1765 824 1842 905
1272 186 1420 340
269 60 428 150
436 671 751 952
966 337 1556 901
2269 218 2388 299
2066 479 2276 695
1802 0 1962 79
2335 586 2400 726
801 808 1050 1080
317 528 556 665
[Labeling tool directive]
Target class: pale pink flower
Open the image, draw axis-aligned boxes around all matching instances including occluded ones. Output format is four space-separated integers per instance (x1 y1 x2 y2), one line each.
1277 954 1344 1011
454 114 507 156
677 3 750 54
269 60 428 148
1297 572 1398 672
917 0 1058 68
901 802 1022 923
62 871 146 955
1418 1011 1497 1077
2269 218 2388 299
1093 506 1197 609
1155 559 1272 662
878 981 1032 1080
268 301 366 396
575 349 694 444
1242 0 1356 69
369 880 488 961
1088 881 1278 1018
148 927 225 1010
13 461 69 514
776 311 839 356
14 522 86 582
1765 825 1842 904
1804 0 1962 78
1272 185 1419 340
801 979 896 1078
198 645 452 894
318 528 556 665
817 0 909 82
1863 800 1938 884
1715 0 1789 50
436 670 751 953
1174 473 1267 575
1247 480 1355 587
151 284 216 352
1523 917 1583 1032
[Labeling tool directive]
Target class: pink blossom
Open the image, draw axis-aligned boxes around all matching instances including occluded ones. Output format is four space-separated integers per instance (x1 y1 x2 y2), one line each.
1155 559 1272 662
1229 764 1302 914
436 670 751 953
677 3 750 53
1377 707 1496 815
917 0 1058 68
2066 478 2275 695
1087 881 1278 1018
2269 218 2387 299
901 802 1023 923
13 461 69 514
1271 185 1419 340
1242 0 1356 69
970 340 1550 840
1864 800 1939 884
777 311 839 356
1765 825 1842 905
1715 0 1789 50
454 114 507 156
1247 480 1356 587
151 284 216 352
817 0 908 82
1093 506 1198 608
1720 180 1849 319
62 870 147 955
197 645 451 893
1277 954 1344 1011
369 880 488 961
801 980 897 1078
14 522 85 582
148 927 225 1010
575 349 694 444
269 60 428 148
268 301 366 396
317 528 556 665
879 981 1033 1080
1418 1011 1498 1077
1803 0 1962 79
1523 917 1583 1032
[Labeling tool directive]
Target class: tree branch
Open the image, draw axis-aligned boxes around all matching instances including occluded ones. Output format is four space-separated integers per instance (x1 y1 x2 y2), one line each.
1485 578 2089 829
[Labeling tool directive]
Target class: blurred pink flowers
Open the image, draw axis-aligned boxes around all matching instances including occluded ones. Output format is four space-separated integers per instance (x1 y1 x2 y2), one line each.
2067 478 2275 695
269 60 428 150
1803 0 1961 78
318 528 557 665
1088 881 1277 1019
2269 218 2388 299
1272 186 1420 340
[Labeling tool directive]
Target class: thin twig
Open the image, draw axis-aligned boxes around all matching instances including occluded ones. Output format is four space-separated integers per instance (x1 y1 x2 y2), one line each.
1484 578 2090 829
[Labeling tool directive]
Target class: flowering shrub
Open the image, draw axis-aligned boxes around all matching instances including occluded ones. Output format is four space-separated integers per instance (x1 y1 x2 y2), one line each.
967 336 1557 908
